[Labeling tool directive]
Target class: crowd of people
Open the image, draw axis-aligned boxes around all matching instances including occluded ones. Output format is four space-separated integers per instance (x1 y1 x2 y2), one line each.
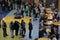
0 0 59 40
1 19 33 39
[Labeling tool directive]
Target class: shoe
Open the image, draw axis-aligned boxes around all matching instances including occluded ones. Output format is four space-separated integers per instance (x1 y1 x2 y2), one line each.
3 36 6 37
16 35 18 36
29 36 32 39
22 35 25 38
6 34 8 36
11 36 14 38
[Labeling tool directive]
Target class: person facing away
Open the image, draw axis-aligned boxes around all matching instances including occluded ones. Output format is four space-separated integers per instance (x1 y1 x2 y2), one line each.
21 20 26 37
10 21 14 38
14 21 19 36
1 20 8 37
25 4 29 16
28 19 33 39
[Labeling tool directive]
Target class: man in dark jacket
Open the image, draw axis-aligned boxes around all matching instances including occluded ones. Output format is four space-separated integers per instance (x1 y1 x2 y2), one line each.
1 20 8 37
10 21 14 38
21 20 26 37
28 19 33 38
14 21 19 36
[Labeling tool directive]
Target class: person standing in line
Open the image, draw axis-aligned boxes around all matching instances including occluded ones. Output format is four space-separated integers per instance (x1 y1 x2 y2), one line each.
28 19 33 38
14 21 19 36
10 21 14 38
1 20 8 37
21 20 26 37
19 22 22 36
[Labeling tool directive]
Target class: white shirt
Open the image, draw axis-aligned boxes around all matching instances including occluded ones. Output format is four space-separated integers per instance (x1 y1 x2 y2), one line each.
40 7 45 13
39 4 42 8
52 37 57 40
35 7 39 13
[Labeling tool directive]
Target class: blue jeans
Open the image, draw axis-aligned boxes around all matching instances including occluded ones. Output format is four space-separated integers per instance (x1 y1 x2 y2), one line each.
19 27 22 36
10 30 14 37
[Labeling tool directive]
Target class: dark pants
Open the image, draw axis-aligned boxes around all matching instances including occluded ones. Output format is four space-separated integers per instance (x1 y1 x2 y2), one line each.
15 29 19 36
35 13 38 18
25 11 28 16
29 10 31 17
56 26 59 40
22 28 26 37
29 30 32 38
3 28 7 37
33 13 38 21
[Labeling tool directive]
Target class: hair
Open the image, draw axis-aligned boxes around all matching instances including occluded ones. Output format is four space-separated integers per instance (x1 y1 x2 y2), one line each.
21 20 24 22
10 21 13 24
44 9 46 14
30 19 31 21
